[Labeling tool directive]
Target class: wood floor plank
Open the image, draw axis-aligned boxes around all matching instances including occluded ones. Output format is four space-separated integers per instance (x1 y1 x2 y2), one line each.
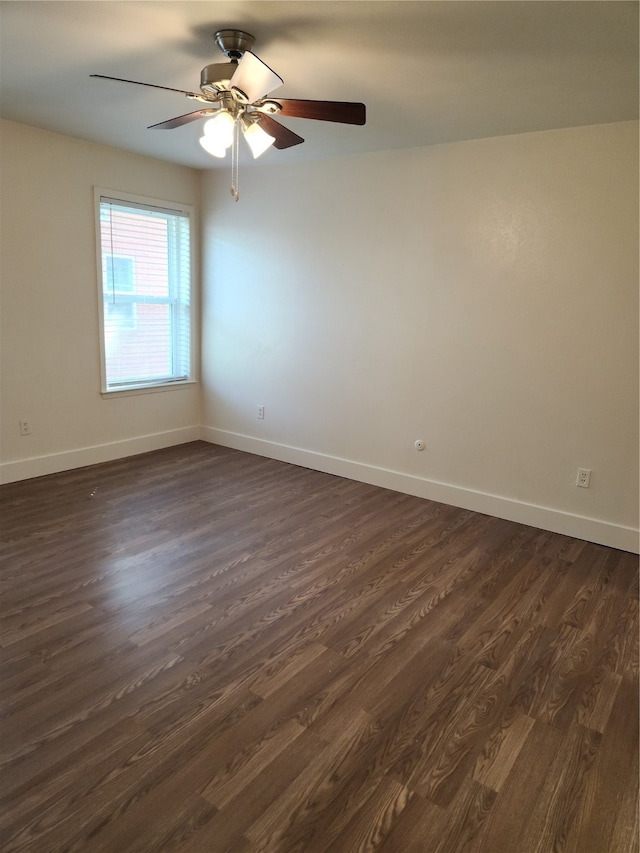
202 717 306 809
244 708 383 852
563 677 639 853
178 728 330 853
420 778 498 853
472 708 536 792
375 791 445 853
0 717 153 850
0 638 183 755
1 441 637 852
471 719 566 852
320 775 413 853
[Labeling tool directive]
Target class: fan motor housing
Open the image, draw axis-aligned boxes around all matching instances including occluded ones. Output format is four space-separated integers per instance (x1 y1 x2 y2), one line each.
200 62 236 96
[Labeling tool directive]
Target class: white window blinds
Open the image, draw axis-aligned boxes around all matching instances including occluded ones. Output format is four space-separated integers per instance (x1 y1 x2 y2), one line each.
97 194 193 392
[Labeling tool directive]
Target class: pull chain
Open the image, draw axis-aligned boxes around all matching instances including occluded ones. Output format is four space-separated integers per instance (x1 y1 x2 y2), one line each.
230 119 240 202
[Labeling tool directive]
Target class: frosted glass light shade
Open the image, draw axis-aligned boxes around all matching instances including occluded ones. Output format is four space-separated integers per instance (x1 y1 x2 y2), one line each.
230 52 283 103
199 135 226 158
202 111 235 149
243 121 275 158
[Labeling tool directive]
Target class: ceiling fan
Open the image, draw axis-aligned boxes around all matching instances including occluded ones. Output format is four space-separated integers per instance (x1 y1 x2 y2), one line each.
91 29 366 197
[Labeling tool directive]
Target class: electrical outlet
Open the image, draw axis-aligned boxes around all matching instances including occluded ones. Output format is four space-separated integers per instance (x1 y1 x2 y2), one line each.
576 468 591 488
19 419 31 436
257 405 265 420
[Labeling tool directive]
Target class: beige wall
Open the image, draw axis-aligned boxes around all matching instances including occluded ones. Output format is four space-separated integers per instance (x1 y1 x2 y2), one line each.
0 120 201 480
2 118 637 550
201 121 639 551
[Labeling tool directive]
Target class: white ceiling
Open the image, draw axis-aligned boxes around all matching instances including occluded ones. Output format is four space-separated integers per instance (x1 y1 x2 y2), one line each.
1 1 637 170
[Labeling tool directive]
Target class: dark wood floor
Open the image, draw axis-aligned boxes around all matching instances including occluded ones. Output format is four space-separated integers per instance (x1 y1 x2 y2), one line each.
1 441 637 853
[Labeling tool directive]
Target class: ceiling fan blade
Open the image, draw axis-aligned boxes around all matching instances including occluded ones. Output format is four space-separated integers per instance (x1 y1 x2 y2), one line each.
255 114 304 149
90 74 200 98
148 110 216 130
229 52 283 103
274 99 366 125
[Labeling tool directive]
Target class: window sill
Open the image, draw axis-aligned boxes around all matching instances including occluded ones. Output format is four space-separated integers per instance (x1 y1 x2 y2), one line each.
101 380 197 399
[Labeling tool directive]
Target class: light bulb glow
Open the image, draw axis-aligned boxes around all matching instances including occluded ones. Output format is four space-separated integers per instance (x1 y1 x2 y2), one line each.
243 121 275 158
202 111 235 149
199 135 226 158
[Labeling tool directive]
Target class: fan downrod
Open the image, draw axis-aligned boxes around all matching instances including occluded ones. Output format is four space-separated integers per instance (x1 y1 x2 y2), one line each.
215 29 255 60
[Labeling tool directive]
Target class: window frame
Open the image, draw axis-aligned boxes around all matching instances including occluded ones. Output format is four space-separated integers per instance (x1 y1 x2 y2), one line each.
94 188 197 396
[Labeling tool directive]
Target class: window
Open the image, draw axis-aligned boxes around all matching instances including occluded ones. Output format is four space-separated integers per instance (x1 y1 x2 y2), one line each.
96 190 194 393
103 255 136 330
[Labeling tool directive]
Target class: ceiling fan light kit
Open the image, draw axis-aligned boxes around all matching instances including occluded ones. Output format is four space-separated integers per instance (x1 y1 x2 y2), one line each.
242 119 277 159
198 137 225 158
229 50 284 104
203 111 235 147
91 28 366 200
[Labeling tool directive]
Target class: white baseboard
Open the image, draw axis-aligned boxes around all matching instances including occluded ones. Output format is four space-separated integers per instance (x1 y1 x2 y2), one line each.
202 427 640 555
0 427 200 485
3 425 637 554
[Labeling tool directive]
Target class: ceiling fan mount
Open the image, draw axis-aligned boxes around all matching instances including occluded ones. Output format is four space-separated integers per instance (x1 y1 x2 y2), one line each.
214 29 255 61
200 30 259 97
